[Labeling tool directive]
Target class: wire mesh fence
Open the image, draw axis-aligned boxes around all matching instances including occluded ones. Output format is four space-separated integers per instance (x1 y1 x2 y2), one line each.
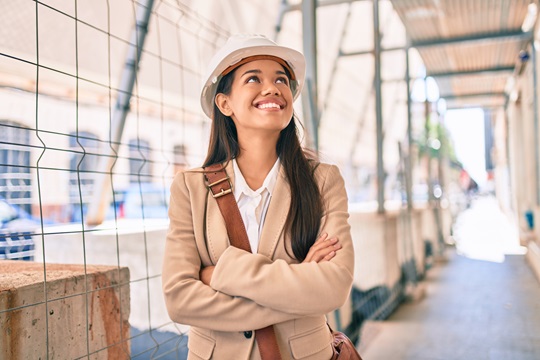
0 0 442 358
0 0 230 358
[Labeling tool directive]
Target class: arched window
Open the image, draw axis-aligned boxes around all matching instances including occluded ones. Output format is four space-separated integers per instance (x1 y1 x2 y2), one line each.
173 144 187 174
69 131 100 222
129 139 152 183
0 121 32 213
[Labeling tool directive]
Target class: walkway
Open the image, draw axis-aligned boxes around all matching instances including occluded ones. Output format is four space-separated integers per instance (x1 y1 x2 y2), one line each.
359 196 540 360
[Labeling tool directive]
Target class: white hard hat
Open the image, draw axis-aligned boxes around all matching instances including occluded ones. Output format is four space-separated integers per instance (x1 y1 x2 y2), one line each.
200 34 306 118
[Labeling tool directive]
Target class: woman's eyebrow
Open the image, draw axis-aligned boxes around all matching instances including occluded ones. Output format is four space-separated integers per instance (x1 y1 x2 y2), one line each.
240 69 288 77
240 69 261 77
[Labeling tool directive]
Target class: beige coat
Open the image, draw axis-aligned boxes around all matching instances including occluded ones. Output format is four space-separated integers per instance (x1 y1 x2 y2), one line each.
162 161 354 359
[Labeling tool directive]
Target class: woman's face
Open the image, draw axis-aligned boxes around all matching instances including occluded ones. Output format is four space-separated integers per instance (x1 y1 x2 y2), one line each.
215 59 294 137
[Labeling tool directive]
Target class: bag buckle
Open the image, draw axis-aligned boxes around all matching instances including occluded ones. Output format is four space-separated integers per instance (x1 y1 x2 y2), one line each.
206 176 233 198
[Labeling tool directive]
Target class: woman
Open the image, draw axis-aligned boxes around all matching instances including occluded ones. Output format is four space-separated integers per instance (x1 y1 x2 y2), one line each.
162 34 354 360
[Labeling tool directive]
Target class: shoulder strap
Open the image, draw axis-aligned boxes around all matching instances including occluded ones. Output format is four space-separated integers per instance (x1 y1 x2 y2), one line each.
204 163 282 360
204 163 251 251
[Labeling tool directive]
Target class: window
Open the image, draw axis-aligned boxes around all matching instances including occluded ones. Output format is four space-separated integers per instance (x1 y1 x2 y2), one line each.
0 121 32 213
173 144 187 174
68 131 100 222
129 139 152 183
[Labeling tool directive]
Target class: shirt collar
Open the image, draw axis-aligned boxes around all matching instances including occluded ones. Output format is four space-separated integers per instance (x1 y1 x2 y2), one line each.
233 158 281 199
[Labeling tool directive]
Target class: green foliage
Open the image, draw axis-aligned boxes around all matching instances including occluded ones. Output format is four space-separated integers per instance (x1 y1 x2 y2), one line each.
414 118 461 167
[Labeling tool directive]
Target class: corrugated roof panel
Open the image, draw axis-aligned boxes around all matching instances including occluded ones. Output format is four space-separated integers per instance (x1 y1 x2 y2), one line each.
392 0 530 40
390 0 532 109
419 38 525 74
437 73 510 96
445 95 507 109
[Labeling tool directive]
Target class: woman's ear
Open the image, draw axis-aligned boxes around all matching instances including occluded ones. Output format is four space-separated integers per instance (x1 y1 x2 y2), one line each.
215 93 233 116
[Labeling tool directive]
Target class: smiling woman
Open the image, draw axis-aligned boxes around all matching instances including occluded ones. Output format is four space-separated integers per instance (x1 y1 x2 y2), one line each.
162 34 356 360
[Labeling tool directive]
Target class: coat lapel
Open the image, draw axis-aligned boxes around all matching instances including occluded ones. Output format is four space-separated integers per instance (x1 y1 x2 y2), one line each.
205 161 235 264
258 166 290 259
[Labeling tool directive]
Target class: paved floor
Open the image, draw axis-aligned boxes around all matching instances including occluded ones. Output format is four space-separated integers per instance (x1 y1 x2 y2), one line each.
359 197 540 360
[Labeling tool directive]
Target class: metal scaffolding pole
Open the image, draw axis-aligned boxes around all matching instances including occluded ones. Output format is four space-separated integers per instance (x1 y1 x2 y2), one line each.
405 46 413 210
302 0 319 150
273 0 289 40
86 0 155 225
373 0 385 214
533 39 540 206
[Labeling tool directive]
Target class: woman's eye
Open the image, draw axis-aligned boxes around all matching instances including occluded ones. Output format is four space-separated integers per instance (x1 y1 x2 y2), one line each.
247 76 259 83
276 77 289 85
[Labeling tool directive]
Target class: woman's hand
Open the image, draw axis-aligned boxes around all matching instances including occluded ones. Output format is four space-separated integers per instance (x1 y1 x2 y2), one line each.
200 266 215 285
302 233 341 263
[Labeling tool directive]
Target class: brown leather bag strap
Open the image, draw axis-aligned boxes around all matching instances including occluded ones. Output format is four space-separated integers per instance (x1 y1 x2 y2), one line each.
204 163 282 360
204 163 251 252
254 326 281 360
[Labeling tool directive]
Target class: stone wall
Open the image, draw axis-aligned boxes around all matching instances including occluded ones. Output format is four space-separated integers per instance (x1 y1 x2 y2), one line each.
0 261 130 359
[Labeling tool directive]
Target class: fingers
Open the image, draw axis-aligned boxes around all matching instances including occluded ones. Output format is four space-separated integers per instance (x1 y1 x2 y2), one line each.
303 233 330 262
303 235 342 263
314 232 329 243
323 250 336 261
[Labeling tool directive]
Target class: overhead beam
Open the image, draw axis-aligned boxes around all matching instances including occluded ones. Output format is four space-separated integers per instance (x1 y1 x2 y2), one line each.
340 45 403 57
440 92 506 100
340 31 532 57
411 30 532 49
287 0 364 11
447 105 505 111
427 66 515 78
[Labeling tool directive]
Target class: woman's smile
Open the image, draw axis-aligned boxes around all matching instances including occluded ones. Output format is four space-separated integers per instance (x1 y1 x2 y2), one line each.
254 98 285 110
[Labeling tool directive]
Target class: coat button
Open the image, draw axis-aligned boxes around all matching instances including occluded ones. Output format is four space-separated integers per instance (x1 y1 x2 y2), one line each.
244 331 253 339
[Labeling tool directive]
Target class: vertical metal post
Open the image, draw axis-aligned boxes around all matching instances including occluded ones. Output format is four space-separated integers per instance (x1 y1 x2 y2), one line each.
424 77 433 203
405 46 413 210
373 0 385 214
302 0 319 151
86 0 155 225
532 39 540 206
273 0 289 41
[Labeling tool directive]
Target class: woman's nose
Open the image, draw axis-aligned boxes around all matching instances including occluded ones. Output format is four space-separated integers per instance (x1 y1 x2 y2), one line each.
261 81 281 96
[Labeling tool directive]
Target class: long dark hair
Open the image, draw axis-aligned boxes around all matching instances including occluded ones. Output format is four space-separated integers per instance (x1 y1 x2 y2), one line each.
202 68 323 261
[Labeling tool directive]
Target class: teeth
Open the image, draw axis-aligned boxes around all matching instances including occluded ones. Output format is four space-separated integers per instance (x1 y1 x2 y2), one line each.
257 103 281 109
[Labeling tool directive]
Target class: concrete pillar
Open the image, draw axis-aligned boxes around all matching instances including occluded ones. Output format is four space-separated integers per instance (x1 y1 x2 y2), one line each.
0 261 130 359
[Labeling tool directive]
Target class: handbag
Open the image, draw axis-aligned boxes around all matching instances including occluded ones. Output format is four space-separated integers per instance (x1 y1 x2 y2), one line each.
328 325 363 360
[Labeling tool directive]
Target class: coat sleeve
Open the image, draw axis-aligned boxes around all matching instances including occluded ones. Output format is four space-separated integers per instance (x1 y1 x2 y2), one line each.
209 165 355 316
162 171 299 332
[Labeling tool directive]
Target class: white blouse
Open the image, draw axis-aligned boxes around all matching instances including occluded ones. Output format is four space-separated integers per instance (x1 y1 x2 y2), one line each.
232 158 280 253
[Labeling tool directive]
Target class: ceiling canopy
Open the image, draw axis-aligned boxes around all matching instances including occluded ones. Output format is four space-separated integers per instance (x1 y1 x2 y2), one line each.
390 0 534 110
